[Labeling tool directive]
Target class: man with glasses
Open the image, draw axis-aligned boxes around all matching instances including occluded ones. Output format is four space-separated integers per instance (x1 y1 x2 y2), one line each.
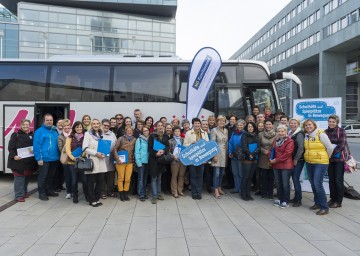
33 114 60 201
114 114 124 136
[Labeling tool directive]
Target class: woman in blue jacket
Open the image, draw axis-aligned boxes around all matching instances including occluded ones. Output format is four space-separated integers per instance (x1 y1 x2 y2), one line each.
135 126 150 201
228 119 246 194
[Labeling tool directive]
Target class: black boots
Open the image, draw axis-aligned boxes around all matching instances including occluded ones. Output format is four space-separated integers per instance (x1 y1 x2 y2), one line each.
73 194 78 204
119 191 130 201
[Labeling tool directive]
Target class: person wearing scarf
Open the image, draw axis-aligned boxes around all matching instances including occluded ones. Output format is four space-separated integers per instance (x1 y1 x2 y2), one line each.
135 126 150 201
57 119 72 199
83 119 107 207
325 114 347 209
258 119 276 199
114 125 136 202
269 124 294 209
228 119 246 195
169 126 187 198
65 121 87 204
288 118 305 207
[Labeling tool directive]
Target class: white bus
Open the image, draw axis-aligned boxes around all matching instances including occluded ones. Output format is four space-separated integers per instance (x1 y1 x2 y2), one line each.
0 56 302 173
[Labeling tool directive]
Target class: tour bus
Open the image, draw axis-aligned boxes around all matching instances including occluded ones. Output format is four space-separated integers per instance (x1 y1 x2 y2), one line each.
0 56 302 173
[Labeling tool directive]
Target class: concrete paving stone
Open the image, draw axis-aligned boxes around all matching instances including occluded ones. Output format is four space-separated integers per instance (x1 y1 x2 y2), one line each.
326 228 360 250
157 237 189 256
272 232 324 255
36 226 77 244
200 215 240 236
355 250 360 256
0 242 33 256
255 216 293 233
240 204 275 219
58 232 100 254
128 216 156 234
0 228 20 237
180 213 209 229
236 225 276 244
184 227 217 247
176 199 202 215
7 234 40 244
157 213 184 239
215 235 256 256
125 234 156 251
55 213 87 227
90 238 126 255
311 240 359 256
157 207 179 216
22 243 62 256
188 245 223 256
107 213 133 225
288 223 332 241
66 202 93 214
0 236 11 246
0 214 39 229
133 201 156 217
323 211 360 237
122 249 155 256
98 224 130 240
251 242 291 256
57 253 89 256
20 215 64 236
0 210 23 223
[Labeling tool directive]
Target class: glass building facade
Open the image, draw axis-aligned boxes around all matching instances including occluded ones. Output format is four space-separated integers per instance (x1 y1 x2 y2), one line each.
16 1 176 58
0 6 19 58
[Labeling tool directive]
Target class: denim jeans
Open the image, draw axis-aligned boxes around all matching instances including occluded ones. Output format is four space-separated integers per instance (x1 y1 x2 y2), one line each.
292 160 305 202
273 169 293 203
69 164 87 198
137 164 148 197
189 165 204 196
14 175 29 199
204 164 213 190
63 164 72 194
151 173 162 198
37 161 57 196
327 161 344 203
213 167 224 189
306 163 329 210
231 159 243 193
260 168 273 198
241 162 256 198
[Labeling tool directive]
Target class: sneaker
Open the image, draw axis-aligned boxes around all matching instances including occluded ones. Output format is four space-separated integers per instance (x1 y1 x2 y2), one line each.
273 199 281 206
66 193 71 199
157 194 164 200
16 197 25 202
91 202 99 207
151 197 157 204
280 202 289 209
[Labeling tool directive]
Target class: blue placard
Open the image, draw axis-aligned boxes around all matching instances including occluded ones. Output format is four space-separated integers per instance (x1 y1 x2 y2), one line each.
153 140 165 151
97 139 111 156
179 139 220 166
72 147 82 158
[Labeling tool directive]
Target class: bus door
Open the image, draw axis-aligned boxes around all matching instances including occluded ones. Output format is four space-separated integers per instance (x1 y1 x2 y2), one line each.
242 81 278 114
2 104 35 173
214 84 247 118
34 103 70 129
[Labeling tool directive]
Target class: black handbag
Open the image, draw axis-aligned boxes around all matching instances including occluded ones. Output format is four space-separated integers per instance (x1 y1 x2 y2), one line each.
157 154 174 165
344 180 360 200
75 147 94 172
233 145 245 161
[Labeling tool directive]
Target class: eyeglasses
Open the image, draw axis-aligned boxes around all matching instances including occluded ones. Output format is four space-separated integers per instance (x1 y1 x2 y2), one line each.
103 125 110 127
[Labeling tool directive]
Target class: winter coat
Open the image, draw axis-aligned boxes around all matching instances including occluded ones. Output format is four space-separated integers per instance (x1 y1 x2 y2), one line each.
7 130 38 173
270 137 294 170
102 130 117 171
82 131 107 174
183 129 209 147
211 126 228 167
148 132 170 177
304 128 333 164
114 135 136 164
241 132 260 163
258 131 276 169
135 135 149 167
33 124 59 162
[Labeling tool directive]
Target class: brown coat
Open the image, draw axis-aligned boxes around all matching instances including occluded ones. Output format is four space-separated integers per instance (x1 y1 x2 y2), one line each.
113 136 136 163
258 131 276 169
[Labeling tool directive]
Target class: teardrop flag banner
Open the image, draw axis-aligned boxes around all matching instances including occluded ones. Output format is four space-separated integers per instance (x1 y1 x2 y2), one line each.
186 47 222 122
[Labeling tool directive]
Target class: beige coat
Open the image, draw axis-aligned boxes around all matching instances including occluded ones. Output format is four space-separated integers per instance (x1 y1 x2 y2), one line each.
183 129 209 146
211 127 228 167
258 131 276 169
83 132 107 174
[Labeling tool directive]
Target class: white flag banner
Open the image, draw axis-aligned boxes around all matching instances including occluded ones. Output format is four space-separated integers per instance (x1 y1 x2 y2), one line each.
186 47 222 122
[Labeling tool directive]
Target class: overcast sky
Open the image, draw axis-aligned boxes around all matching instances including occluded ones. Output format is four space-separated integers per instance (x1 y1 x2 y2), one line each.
176 0 291 60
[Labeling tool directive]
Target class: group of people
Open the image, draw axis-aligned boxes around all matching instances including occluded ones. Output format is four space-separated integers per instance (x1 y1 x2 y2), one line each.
7 106 349 215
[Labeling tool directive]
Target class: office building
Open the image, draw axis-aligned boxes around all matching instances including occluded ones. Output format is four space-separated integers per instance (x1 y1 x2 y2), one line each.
231 0 360 120
0 0 177 58
0 6 18 58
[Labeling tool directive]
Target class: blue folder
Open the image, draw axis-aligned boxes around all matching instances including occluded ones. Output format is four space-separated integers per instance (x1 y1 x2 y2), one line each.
269 147 275 160
248 143 258 153
117 150 128 164
72 147 82 158
153 140 165 151
97 139 111 156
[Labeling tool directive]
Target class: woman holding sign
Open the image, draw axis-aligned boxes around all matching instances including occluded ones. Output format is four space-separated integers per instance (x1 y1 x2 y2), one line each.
241 122 260 201
7 119 37 202
114 126 136 202
169 126 187 198
325 114 347 208
211 116 228 199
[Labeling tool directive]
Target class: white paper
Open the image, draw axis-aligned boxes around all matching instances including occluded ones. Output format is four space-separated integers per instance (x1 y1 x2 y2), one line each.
17 146 34 159
119 154 126 163
173 146 181 157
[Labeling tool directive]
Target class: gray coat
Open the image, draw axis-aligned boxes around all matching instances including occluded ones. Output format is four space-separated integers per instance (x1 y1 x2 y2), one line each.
211 127 228 167
258 131 276 169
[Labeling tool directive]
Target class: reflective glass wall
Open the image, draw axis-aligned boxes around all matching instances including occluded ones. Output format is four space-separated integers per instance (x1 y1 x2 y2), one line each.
0 7 19 58
18 2 176 58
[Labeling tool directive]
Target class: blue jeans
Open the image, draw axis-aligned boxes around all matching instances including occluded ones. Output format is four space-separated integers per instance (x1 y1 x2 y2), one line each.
14 175 29 199
37 161 57 196
151 173 162 198
68 164 87 199
213 167 224 189
63 164 72 194
189 165 204 196
231 159 243 193
137 164 148 197
273 169 293 203
292 160 305 202
306 163 329 210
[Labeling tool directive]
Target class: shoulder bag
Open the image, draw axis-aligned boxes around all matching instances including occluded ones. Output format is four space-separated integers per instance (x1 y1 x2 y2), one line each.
75 147 94 172
60 144 69 164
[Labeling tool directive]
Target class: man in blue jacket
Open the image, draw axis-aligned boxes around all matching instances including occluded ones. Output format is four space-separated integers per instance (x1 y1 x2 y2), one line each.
33 114 60 200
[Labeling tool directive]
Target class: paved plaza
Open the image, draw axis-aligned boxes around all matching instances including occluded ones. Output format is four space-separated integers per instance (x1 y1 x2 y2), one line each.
0 171 360 256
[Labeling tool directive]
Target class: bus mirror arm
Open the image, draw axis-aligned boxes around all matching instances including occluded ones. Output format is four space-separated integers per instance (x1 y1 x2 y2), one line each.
270 72 303 98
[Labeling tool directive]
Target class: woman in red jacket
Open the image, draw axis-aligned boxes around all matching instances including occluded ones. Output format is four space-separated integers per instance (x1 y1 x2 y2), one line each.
269 124 294 209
